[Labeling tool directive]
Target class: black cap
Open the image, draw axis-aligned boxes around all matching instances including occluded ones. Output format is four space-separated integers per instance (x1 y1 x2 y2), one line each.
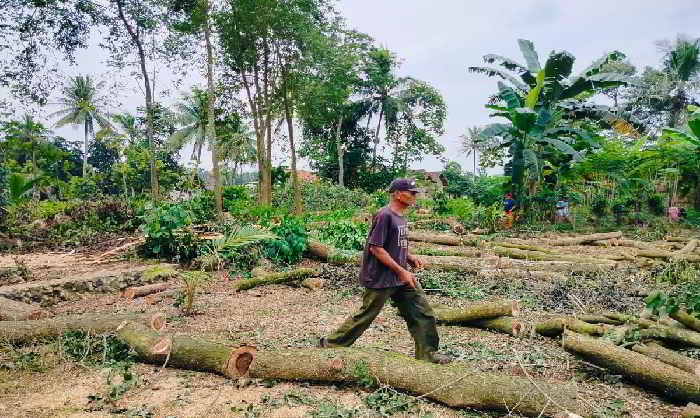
388 178 422 193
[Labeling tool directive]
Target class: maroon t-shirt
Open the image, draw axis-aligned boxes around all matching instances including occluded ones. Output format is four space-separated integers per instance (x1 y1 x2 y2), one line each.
359 206 408 288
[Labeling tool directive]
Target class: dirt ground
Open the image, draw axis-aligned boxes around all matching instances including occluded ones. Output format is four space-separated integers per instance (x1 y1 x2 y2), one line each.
0 246 693 418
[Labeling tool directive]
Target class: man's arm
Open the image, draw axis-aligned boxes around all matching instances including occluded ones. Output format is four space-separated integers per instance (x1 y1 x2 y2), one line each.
407 252 424 269
369 245 416 288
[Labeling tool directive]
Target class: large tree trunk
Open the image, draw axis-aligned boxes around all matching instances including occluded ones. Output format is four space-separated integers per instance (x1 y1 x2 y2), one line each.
282 70 302 215
433 301 519 324
1 312 165 345
460 316 526 337
640 325 700 347
203 2 222 219
116 0 158 199
631 342 700 377
408 231 463 246
562 331 700 403
0 296 49 321
83 120 89 177
535 317 606 338
117 326 579 417
336 116 344 187
492 246 614 265
233 268 318 291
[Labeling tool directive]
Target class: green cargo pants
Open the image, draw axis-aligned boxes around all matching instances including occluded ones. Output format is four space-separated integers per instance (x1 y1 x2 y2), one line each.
324 285 439 361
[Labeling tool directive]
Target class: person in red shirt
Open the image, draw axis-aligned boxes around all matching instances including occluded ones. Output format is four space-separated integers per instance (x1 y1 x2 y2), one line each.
319 179 452 364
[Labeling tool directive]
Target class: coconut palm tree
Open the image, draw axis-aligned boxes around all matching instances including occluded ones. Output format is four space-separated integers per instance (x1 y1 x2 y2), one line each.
662 37 700 128
167 88 208 176
10 115 47 191
50 75 113 177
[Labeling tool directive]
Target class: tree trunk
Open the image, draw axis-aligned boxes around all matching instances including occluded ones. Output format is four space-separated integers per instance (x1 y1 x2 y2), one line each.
262 41 273 204
677 239 699 255
336 116 344 187
433 301 519 324
1 312 165 345
117 326 579 417
631 342 700 377
233 268 318 291
563 331 700 403
670 309 700 333
116 0 158 200
544 231 623 246
408 231 463 246
492 246 614 265
282 70 302 215
120 282 169 299
83 120 89 177
203 2 222 219
535 317 606 338
466 316 526 337
0 296 49 321
371 103 383 172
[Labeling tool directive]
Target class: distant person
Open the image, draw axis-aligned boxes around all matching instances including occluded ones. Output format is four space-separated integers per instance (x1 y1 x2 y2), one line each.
319 178 452 364
503 192 516 228
555 198 570 223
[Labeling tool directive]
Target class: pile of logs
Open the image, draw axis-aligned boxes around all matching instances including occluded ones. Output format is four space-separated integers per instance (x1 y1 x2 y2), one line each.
432 299 700 404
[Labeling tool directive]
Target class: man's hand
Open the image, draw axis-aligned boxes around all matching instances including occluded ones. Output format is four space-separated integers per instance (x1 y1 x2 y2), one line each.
407 253 424 270
397 269 417 289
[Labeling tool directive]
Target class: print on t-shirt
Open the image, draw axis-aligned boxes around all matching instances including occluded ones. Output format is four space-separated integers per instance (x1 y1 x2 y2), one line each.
397 224 408 248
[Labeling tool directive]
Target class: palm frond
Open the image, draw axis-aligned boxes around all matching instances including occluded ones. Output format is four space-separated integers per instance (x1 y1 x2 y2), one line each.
517 39 541 72
214 226 277 251
467 66 528 92
53 110 83 127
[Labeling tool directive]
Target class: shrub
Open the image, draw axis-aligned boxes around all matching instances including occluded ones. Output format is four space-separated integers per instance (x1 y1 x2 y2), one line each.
272 180 372 213
139 202 199 262
63 176 99 200
184 192 215 224
445 198 475 222
264 216 308 264
472 203 503 232
317 220 368 251
433 190 449 215
685 208 700 227
647 194 666 216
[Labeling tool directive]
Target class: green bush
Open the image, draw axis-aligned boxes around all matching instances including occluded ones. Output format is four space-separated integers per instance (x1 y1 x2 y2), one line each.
433 190 449 215
264 216 308 264
685 208 700 227
445 198 475 222
184 192 215 224
317 220 368 251
34 200 70 219
272 180 372 213
472 203 503 232
647 194 666 216
63 176 99 200
139 202 199 262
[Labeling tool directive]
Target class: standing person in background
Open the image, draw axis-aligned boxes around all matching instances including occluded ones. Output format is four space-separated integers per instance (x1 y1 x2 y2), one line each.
319 178 452 364
503 192 516 228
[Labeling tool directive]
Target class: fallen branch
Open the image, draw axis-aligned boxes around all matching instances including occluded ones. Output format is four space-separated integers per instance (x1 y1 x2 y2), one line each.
466 316 526 337
576 314 624 325
116 325 578 417
492 246 614 265
233 268 318 291
640 325 700 348
120 282 169 299
433 301 519 324
0 296 49 321
676 239 699 255
545 232 622 246
631 342 700 377
1 312 165 345
562 331 700 403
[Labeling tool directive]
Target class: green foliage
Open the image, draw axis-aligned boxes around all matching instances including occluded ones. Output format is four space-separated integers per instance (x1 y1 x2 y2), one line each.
445 198 476 222
184 192 215 224
59 330 134 366
317 220 368 251
417 271 486 299
471 203 503 232
139 202 199 262
351 359 377 388
273 180 372 213
686 209 700 226
310 401 360 418
646 261 700 315
433 190 449 215
647 194 666 216
178 271 212 315
363 387 417 416
7 173 38 205
264 217 308 264
195 225 274 271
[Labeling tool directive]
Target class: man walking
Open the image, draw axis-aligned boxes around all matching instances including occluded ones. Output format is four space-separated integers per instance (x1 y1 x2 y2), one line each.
320 178 451 364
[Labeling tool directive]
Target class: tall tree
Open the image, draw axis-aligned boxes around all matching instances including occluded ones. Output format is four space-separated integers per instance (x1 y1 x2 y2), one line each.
461 126 483 174
50 75 112 177
3 115 47 190
168 89 209 176
103 0 165 199
471 39 629 211
662 37 700 128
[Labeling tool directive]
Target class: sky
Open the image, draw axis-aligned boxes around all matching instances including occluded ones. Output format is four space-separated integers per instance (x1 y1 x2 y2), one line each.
4 0 700 175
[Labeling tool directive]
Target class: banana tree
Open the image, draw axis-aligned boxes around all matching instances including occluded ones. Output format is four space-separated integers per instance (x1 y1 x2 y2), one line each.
660 108 700 210
473 39 629 212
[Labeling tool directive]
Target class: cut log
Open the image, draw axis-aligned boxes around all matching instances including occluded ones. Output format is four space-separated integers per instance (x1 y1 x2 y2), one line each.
233 268 318 291
677 239 699 255
433 301 519 324
681 403 700 418
496 241 556 253
300 277 324 290
637 250 700 263
545 232 623 246
306 239 361 264
0 296 49 320
466 316 526 337
631 342 700 377
408 231 463 246
640 325 700 348
592 238 657 251
602 312 657 328
1 312 166 345
670 310 700 333
120 282 169 299
576 314 624 325
535 317 606 338
411 242 481 257
117 324 579 417
666 236 693 243
562 331 700 403
492 246 614 265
